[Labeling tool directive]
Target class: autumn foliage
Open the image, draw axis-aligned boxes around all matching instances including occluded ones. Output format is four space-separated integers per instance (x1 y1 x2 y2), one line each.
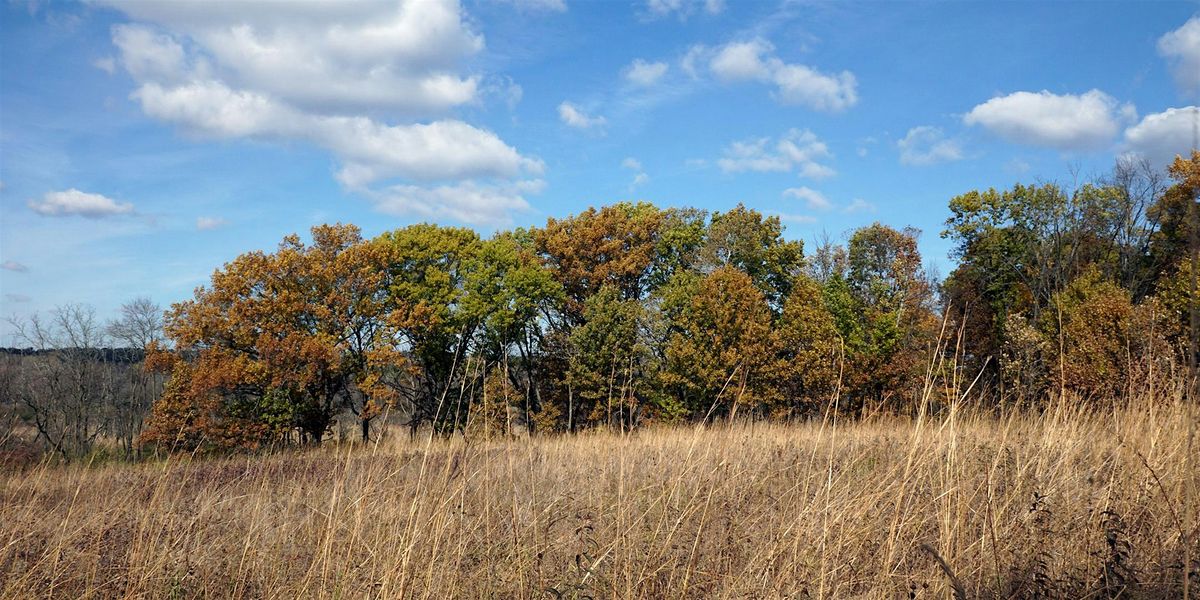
141 152 1200 452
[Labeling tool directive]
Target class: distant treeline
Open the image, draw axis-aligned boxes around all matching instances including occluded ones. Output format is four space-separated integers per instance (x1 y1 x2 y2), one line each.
127 152 1199 453
0 347 147 362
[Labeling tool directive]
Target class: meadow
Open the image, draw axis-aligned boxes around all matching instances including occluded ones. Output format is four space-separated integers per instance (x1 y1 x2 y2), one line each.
2 394 1196 599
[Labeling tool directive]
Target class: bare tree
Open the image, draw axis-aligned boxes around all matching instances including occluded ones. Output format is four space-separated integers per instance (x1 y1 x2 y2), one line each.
7 305 116 459
1103 156 1165 297
105 297 166 457
106 297 164 349
0 353 23 450
807 230 848 284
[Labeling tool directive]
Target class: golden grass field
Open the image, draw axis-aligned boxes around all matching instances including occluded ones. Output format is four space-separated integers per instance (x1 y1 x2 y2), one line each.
1 397 1197 599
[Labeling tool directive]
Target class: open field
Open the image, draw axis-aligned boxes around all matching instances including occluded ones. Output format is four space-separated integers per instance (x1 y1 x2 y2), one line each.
1 398 1197 599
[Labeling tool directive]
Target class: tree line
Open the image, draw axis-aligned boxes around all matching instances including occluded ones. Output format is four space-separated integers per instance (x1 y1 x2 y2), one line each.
3 152 1197 456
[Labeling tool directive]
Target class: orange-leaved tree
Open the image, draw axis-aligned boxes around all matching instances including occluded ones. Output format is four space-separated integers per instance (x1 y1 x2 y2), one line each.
534 202 664 324
141 224 400 451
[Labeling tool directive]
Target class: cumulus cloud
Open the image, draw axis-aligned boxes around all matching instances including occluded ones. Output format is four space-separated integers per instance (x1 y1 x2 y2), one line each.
196 216 228 230
133 80 542 187
704 38 857 112
964 89 1135 151
624 59 669 87
365 179 543 227
112 24 189 84
897 126 964 166
717 129 835 179
783 186 832 211
710 39 773 82
772 64 858 111
1 260 29 273
1124 106 1200 167
1159 16 1200 96
558 101 606 129
102 0 544 226
106 1 484 115
29 189 135 218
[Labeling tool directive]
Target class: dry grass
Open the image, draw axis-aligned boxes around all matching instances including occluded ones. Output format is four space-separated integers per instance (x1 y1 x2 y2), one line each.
1 397 1197 599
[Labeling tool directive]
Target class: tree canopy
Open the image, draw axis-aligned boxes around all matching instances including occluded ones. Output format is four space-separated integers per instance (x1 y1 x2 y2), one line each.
140 152 1200 452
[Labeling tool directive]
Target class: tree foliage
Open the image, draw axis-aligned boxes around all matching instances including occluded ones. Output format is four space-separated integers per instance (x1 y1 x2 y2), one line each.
944 151 1200 403
142 224 397 450
133 151 1200 453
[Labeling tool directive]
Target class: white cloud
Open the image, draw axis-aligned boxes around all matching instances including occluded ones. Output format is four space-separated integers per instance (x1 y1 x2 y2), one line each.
134 80 542 187
365 180 542 227
964 89 1135 151
843 198 875 214
1124 106 1200 167
706 38 857 112
1 260 29 273
897 126 964 166
717 129 835 178
621 157 643 171
645 0 724 19
196 216 228 230
772 65 857 112
106 1 483 115
710 39 773 82
328 119 544 186
719 139 789 172
29 189 135 218
102 0 545 225
624 59 669 87
783 186 832 211
558 101 606 129
112 24 189 83
1158 16 1200 96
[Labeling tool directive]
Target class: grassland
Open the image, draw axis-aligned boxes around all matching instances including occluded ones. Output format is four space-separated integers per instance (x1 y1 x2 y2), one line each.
1 396 1197 599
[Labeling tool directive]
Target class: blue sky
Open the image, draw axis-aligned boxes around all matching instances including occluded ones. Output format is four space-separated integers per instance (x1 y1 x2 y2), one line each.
1 0 1198 342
